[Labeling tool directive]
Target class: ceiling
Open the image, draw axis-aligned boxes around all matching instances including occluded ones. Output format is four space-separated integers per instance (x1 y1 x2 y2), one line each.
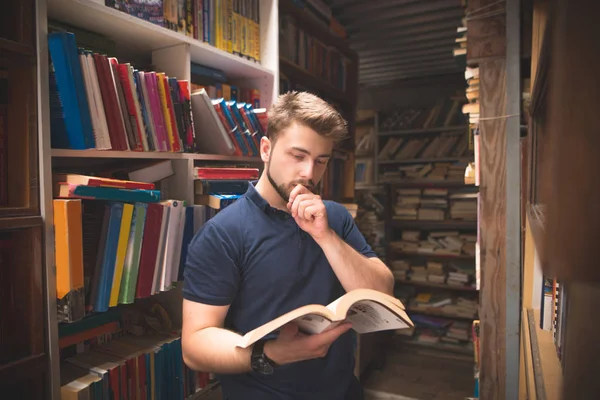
326 0 466 87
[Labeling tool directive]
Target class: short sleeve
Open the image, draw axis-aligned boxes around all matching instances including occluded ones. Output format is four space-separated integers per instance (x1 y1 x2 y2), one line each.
330 202 378 259
182 220 241 306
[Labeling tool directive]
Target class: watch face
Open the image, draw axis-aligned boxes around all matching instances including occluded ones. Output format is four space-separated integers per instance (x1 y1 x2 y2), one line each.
252 356 274 374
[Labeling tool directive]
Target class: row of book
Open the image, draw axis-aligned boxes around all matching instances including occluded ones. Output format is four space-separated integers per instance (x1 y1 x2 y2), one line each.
53 167 259 322
391 259 475 289
390 230 477 257
49 31 196 152
107 0 262 63
541 277 567 364
191 88 265 157
379 161 470 183
378 96 467 132
49 31 267 157
378 132 472 162
393 188 478 222
279 15 350 92
395 314 474 353
60 320 213 399
408 293 479 320
462 67 480 125
53 180 205 322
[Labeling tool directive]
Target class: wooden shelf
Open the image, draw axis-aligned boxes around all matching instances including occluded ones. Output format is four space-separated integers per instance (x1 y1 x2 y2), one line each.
279 57 350 106
526 308 563 400
390 219 477 230
387 180 476 188
47 0 274 79
278 0 356 59
390 250 475 262
0 38 35 57
396 279 477 292
394 335 474 357
379 125 470 137
408 307 477 321
0 216 43 231
379 157 473 165
51 149 263 163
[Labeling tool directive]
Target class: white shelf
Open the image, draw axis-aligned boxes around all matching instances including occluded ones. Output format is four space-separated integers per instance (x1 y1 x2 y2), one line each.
51 149 263 163
47 0 275 80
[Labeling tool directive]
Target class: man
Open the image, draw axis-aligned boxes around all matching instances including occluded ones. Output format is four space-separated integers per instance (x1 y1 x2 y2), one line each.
182 91 394 400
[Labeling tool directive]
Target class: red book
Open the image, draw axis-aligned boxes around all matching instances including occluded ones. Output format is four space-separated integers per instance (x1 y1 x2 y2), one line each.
193 167 259 180
54 173 155 190
136 203 164 298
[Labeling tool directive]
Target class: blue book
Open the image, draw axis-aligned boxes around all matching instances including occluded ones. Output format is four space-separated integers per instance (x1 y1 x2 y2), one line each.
47 32 95 149
94 202 123 312
58 183 161 203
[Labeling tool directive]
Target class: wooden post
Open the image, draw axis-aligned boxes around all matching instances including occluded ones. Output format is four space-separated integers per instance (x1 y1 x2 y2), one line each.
467 1 521 398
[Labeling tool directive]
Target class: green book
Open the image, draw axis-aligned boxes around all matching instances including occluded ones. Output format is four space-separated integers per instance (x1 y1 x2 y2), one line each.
119 202 147 304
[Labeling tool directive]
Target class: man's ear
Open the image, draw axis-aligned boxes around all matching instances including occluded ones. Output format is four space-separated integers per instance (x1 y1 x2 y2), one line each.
260 137 271 163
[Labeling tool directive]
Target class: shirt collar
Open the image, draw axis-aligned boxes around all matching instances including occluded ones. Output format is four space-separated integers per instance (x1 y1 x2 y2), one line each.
245 181 270 212
245 181 293 219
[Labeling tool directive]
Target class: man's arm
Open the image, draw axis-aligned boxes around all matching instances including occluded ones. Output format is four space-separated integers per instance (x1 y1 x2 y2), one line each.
288 184 394 295
181 300 253 374
181 299 353 373
315 231 394 295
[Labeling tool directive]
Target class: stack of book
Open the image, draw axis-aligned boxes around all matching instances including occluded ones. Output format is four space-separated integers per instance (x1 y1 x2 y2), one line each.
410 294 478 319
449 192 478 221
378 133 470 162
389 230 477 257
107 0 262 63
48 31 196 153
462 67 480 125
379 161 470 183
378 97 466 132
392 188 477 222
53 174 204 322
60 329 214 398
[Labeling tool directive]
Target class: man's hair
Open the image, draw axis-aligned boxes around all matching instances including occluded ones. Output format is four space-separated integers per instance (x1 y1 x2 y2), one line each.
266 91 348 143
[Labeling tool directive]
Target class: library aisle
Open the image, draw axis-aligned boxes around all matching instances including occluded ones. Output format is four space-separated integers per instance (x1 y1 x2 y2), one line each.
2 0 599 399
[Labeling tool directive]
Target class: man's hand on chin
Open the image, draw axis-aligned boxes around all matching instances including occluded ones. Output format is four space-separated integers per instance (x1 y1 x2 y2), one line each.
287 184 332 242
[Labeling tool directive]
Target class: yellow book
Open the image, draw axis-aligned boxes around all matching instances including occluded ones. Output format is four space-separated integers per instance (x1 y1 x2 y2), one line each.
227 0 233 53
156 73 175 152
215 0 222 50
252 0 260 61
254 0 260 61
53 199 84 299
248 0 254 60
222 83 231 100
233 0 241 55
109 203 133 307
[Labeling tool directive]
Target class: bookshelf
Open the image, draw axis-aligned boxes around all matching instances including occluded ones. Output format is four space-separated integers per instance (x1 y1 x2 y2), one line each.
16 0 284 398
0 0 49 397
373 97 479 359
277 0 358 202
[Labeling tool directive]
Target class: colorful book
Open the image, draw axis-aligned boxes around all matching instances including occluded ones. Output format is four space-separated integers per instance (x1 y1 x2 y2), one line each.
57 183 161 203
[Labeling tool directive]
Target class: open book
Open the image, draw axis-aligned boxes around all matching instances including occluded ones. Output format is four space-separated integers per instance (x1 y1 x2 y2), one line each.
236 288 414 349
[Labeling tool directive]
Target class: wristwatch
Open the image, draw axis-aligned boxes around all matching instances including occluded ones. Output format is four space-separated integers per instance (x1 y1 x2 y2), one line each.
250 339 278 375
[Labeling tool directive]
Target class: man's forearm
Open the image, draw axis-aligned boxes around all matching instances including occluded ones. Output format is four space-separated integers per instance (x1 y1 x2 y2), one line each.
182 327 252 374
316 229 394 295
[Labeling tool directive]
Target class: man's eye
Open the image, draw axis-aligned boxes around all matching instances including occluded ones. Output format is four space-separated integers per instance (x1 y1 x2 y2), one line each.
294 155 304 160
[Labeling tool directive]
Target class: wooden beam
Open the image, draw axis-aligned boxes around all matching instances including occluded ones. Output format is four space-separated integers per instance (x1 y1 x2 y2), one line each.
478 58 508 400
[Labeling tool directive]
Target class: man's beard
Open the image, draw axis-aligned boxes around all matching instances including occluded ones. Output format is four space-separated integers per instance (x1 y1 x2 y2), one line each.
266 161 316 204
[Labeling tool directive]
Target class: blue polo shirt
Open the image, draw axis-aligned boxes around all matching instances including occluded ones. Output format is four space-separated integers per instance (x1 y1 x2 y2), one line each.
182 183 376 400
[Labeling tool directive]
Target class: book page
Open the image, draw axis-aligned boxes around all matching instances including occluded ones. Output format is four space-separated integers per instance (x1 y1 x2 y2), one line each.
345 300 410 334
293 313 336 334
